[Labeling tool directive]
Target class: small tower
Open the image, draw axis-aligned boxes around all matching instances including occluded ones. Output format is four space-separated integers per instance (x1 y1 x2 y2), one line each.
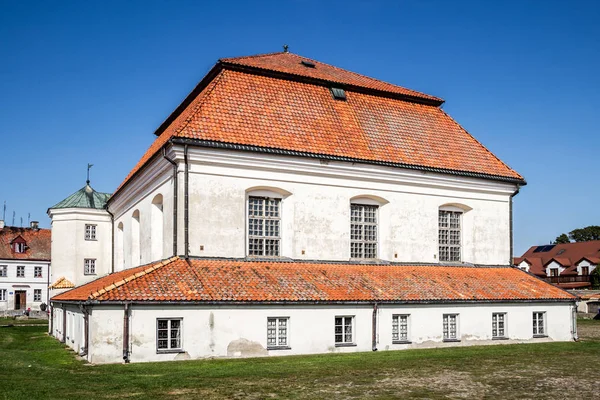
47 181 112 295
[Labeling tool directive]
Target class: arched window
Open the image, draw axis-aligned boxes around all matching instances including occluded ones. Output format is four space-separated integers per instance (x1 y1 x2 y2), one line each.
151 194 164 261
349 196 388 259
246 187 291 257
131 210 141 266
438 204 471 262
116 222 124 269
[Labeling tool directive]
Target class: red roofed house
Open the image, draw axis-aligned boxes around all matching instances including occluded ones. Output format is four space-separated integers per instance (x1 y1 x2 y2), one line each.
49 51 577 363
0 221 51 313
515 241 600 289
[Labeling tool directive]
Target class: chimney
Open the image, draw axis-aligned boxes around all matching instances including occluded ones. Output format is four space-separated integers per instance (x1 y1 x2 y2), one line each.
30 221 39 229
0 220 4 229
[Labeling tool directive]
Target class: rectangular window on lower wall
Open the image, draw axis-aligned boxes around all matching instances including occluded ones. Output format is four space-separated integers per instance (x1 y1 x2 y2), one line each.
157 318 182 352
443 314 459 341
335 316 355 345
492 313 507 339
0 265 7 277
533 312 546 337
34 289 42 302
392 314 410 343
84 259 96 275
34 266 42 278
0 289 6 301
267 317 289 349
17 266 25 278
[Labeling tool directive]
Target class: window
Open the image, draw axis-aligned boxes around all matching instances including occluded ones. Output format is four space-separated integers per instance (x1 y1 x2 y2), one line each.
13 242 25 253
335 316 354 345
492 313 507 339
533 312 546 336
85 224 96 240
350 204 378 259
84 259 96 275
392 314 410 343
267 317 289 348
0 289 6 301
34 289 42 302
16 266 25 278
439 210 462 262
157 319 182 351
0 265 6 277
550 268 559 277
248 196 281 257
443 314 459 341
581 266 589 275
34 266 42 278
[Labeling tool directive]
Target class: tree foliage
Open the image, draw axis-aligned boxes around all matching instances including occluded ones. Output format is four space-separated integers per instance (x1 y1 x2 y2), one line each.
554 234 570 244
590 267 600 290
569 226 600 242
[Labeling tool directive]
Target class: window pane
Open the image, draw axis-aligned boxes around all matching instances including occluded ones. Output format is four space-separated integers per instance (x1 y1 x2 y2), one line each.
350 204 378 259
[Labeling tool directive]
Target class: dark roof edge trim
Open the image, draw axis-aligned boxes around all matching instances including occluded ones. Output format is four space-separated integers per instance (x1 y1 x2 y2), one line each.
51 298 576 306
220 62 445 107
171 137 527 185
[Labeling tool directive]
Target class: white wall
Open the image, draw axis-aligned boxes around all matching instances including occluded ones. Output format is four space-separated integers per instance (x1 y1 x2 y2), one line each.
0 259 50 311
51 304 85 354
545 260 566 276
517 260 530 272
576 259 596 275
81 301 574 364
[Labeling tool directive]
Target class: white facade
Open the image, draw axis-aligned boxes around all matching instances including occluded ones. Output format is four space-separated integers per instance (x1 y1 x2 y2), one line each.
576 259 596 275
0 259 50 312
51 301 576 364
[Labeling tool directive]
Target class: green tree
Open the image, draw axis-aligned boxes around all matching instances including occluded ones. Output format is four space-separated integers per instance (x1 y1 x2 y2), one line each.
569 226 600 242
554 233 570 244
590 267 600 289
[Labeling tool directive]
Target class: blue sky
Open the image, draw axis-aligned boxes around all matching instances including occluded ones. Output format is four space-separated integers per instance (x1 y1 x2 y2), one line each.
1 0 598 255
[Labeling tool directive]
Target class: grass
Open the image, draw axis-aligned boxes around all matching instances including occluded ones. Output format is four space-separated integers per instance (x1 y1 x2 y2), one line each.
0 317 49 326
2 319 600 399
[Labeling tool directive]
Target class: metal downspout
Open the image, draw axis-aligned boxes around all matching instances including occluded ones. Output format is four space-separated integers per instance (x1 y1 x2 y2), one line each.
162 147 178 256
184 144 189 259
105 206 115 273
509 186 520 265
123 303 130 363
79 304 89 357
62 306 67 343
49 303 54 336
372 302 378 351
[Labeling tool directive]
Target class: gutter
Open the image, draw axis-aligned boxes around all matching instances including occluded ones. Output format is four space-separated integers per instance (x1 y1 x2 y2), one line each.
509 186 521 266
162 147 178 256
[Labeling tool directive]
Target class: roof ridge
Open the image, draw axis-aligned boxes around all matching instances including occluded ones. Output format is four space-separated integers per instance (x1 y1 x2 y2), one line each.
220 51 287 62
88 256 178 300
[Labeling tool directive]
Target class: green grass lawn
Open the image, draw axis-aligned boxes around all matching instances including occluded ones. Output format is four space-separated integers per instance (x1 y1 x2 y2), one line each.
2 319 600 399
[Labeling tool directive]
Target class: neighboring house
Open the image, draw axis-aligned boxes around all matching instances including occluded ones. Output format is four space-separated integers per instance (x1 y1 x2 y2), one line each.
515 241 600 289
0 221 51 312
47 182 112 298
49 51 577 364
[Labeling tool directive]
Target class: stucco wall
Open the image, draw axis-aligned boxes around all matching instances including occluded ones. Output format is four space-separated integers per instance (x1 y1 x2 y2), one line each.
82 302 574 364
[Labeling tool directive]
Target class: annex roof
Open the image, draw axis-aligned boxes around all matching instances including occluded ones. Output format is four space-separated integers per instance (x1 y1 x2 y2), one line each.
49 276 75 289
113 51 524 197
52 257 574 303
516 240 600 277
49 184 111 211
0 226 51 261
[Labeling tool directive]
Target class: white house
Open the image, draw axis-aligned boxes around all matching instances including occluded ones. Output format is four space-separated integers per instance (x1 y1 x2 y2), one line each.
50 51 577 364
0 221 51 313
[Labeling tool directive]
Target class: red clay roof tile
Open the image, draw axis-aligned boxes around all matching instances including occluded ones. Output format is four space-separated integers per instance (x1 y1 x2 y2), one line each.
52 258 574 303
516 240 600 277
0 227 51 261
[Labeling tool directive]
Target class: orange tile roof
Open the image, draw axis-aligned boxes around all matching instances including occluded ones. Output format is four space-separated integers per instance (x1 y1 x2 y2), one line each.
0 226 51 261
52 257 574 303
516 240 600 277
49 277 75 289
112 52 524 197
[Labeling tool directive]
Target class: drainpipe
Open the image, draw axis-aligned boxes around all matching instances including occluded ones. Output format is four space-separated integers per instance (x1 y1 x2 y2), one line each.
509 186 520 266
572 304 579 341
79 304 89 357
49 303 54 336
184 144 189 259
46 262 50 324
105 206 115 273
123 303 130 363
62 306 67 343
162 147 178 256
372 302 378 351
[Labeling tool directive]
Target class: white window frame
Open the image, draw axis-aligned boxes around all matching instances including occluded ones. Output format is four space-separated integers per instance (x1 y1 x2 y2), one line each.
335 315 355 346
533 312 546 337
16 265 25 278
156 318 182 352
34 289 42 302
13 242 25 253
492 312 507 339
84 259 96 275
0 289 6 301
247 196 282 257
0 265 6 277
85 224 97 241
350 204 378 259
267 317 290 349
392 314 411 343
443 314 459 341
34 266 42 278
438 208 462 262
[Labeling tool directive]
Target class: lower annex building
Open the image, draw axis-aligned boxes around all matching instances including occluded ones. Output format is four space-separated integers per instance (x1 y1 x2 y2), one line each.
48 51 577 364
